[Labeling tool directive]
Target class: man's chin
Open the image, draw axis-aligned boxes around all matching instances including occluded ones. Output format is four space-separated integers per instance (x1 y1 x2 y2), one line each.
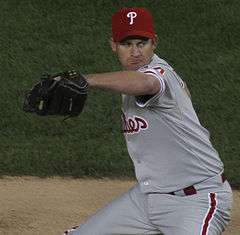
126 63 144 71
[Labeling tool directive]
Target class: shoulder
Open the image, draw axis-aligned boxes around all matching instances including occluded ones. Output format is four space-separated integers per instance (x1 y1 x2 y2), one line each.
138 54 173 77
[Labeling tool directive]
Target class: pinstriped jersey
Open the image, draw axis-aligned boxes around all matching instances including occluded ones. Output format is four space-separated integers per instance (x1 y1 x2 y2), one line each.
121 54 223 193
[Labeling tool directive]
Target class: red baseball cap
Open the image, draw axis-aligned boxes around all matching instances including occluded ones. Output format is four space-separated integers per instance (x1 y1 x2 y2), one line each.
112 7 155 42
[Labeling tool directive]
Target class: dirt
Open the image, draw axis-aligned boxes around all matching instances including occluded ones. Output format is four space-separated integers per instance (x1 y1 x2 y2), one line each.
0 177 239 235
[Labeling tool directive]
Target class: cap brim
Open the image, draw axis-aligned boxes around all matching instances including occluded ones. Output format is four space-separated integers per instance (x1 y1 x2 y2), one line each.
116 30 155 42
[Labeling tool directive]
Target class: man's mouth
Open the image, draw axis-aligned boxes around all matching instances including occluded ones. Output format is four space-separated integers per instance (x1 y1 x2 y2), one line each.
126 59 145 70
129 60 142 65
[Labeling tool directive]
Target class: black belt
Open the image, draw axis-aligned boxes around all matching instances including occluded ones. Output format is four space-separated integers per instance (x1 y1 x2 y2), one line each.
169 173 226 196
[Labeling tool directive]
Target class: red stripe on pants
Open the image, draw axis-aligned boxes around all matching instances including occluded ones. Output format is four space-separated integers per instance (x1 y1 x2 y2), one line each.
201 193 217 235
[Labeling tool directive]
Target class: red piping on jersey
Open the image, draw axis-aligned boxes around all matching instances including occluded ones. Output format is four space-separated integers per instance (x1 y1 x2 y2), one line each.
153 66 165 75
201 193 217 235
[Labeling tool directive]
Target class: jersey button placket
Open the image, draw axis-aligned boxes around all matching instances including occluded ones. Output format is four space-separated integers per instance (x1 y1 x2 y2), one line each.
143 181 150 186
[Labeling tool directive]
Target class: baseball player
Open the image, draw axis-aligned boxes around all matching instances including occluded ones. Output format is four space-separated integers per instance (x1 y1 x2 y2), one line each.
63 7 233 235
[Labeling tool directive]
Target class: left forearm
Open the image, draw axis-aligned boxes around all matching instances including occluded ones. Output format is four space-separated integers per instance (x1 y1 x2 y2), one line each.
85 71 159 95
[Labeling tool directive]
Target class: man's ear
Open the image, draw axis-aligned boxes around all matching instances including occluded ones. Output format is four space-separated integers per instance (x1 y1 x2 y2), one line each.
109 37 117 52
152 34 159 50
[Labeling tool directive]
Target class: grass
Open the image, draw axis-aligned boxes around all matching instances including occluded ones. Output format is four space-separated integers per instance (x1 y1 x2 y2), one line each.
0 0 239 184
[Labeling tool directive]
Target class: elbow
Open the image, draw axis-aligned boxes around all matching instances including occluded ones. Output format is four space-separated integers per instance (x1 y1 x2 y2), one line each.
143 76 161 95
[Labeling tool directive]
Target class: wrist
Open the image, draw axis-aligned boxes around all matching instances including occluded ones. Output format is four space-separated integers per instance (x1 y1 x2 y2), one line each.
84 74 95 88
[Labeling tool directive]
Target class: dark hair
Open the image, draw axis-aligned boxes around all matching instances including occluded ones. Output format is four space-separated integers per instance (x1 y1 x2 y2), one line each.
119 36 150 43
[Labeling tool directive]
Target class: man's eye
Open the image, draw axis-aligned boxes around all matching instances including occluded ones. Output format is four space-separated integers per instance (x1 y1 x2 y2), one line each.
121 43 131 47
138 41 147 47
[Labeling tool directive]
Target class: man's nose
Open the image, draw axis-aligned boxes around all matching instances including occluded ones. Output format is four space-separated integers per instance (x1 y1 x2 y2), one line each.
131 45 141 57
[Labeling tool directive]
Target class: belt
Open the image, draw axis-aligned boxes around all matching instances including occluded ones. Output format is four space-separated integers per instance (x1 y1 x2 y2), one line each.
169 173 226 196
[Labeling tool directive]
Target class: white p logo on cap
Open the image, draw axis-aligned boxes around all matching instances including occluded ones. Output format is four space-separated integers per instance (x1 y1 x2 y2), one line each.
127 11 137 25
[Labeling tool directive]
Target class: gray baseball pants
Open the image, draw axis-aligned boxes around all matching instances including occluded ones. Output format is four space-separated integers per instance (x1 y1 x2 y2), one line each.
64 177 232 235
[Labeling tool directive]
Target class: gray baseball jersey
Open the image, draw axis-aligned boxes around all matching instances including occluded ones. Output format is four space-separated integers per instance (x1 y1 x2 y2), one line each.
63 54 232 235
121 54 223 193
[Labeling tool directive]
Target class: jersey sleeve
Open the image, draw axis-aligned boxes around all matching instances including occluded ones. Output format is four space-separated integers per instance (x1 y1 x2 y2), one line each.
135 68 166 108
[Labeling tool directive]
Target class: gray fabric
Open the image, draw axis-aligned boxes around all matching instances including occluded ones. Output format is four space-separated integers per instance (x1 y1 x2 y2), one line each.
65 180 232 235
122 54 223 194
65 184 161 235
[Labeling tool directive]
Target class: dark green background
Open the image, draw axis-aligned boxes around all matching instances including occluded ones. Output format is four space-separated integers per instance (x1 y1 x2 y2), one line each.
0 0 239 185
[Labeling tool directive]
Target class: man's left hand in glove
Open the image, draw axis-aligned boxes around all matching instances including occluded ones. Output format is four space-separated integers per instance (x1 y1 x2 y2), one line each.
23 70 88 117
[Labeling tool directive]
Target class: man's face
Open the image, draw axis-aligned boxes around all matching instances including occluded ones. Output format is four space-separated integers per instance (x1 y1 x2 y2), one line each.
111 37 157 71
